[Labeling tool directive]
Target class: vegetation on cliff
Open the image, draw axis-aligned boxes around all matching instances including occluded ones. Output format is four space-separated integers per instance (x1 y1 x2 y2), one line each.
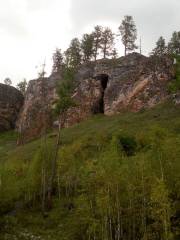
168 55 180 93
0 102 180 240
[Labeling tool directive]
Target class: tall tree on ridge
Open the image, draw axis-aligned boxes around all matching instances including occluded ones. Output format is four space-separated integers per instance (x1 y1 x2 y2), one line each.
81 33 94 62
16 78 28 95
64 38 81 69
92 25 103 61
119 15 137 56
101 27 114 58
4 78 12 86
168 31 180 55
37 60 46 79
52 48 64 74
112 48 118 59
152 36 167 57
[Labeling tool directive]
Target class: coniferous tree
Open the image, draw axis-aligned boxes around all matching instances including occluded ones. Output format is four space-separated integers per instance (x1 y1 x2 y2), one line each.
81 33 94 62
64 38 81 69
52 48 64 74
119 16 137 56
38 61 46 79
4 78 12 86
168 31 180 55
101 27 114 58
16 79 28 95
152 36 167 57
112 48 118 59
92 25 103 61
47 71 76 209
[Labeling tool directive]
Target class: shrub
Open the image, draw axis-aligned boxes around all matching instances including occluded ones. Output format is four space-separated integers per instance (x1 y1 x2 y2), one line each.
118 135 137 156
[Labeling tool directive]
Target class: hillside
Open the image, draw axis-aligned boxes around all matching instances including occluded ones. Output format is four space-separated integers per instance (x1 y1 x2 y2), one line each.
0 101 180 240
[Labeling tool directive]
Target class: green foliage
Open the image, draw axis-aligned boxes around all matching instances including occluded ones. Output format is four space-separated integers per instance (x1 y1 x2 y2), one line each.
92 25 103 61
119 15 137 55
16 79 28 95
168 55 180 93
64 38 81 69
52 48 64 74
168 31 180 55
3 77 12 86
151 36 167 56
100 27 114 58
118 134 137 156
81 34 94 62
55 67 76 115
0 102 180 239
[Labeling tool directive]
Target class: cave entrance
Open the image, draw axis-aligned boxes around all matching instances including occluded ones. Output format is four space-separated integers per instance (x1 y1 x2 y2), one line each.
93 74 109 114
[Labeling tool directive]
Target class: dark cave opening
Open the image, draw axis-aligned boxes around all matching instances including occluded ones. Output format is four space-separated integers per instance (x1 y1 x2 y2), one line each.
92 74 109 114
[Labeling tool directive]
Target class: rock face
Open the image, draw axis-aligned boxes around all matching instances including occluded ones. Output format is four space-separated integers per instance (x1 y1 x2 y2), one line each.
66 53 174 125
17 53 175 141
16 75 59 141
0 83 24 131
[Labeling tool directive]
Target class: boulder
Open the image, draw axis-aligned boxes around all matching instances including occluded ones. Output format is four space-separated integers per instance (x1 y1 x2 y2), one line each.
0 83 24 131
16 76 59 142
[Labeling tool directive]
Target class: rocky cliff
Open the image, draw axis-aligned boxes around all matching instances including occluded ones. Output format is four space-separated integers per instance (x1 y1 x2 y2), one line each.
17 53 175 141
16 75 59 142
0 83 24 131
66 53 174 125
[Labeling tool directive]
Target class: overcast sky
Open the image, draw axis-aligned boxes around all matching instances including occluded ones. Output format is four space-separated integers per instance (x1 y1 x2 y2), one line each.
0 0 179 85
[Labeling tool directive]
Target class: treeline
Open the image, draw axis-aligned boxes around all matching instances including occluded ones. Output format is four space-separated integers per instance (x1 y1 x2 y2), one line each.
3 15 180 93
51 22 180 76
152 32 180 57
51 15 138 72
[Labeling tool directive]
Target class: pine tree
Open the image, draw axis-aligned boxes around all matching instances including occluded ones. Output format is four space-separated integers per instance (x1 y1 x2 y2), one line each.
119 16 137 56
52 48 64 74
4 78 12 86
168 31 180 55
101 27 114 59
152 36 167 57
16 79 28 95
37 61 46 79
81 34 94 62
64 38 81 69
92 25 103 61
112 48 118 59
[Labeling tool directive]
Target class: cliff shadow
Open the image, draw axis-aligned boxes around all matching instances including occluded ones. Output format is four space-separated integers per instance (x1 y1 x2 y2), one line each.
92 74 109 114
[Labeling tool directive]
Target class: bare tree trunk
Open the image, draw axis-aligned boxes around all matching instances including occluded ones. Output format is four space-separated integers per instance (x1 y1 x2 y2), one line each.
159 151 164 181
103 43 107 59
47 115 64 209
41 167 46 213
57 171 61 200
142 158 147 240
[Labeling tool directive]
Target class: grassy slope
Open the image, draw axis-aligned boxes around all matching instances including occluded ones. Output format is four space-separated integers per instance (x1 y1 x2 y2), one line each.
0 101 180 239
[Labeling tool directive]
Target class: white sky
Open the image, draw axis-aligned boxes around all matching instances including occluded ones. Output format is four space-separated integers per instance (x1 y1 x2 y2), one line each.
0 0 179 85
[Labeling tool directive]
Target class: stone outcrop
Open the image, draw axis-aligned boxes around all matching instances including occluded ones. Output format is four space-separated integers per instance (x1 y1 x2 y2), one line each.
66 53 174 125
16 75 59 141
17 53 175 141
0 83 24 131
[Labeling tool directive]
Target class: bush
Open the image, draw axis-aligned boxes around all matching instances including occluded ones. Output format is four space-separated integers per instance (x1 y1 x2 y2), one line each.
118 135 137 156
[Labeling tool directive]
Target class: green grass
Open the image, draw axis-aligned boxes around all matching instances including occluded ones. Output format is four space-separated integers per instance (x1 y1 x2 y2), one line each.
0 101 180 239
